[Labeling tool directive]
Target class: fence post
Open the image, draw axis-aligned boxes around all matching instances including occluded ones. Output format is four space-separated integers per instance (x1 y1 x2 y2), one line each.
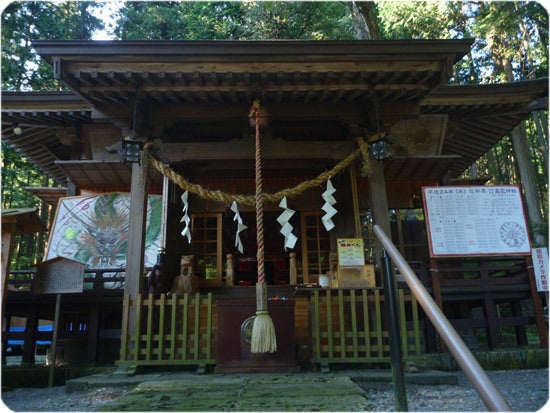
381 248 408 411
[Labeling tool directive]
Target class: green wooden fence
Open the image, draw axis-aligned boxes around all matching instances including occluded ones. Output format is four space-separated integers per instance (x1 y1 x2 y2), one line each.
118 289 421 369
310 288 422 367
118 292 215 367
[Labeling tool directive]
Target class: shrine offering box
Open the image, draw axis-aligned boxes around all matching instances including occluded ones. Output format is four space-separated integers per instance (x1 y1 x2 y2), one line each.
337 265 376 288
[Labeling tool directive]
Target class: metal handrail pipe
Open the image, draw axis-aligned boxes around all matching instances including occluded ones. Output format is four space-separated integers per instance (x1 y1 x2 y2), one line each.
373 224 511 412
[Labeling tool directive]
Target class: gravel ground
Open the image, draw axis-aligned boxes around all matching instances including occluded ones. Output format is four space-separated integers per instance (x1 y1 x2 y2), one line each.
1 369 548 412
360 369 549 412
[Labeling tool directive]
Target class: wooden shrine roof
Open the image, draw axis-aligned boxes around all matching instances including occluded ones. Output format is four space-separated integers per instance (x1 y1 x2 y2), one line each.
24 186 68 207
1 40 547 187
1 208 47 234
32 40 472 113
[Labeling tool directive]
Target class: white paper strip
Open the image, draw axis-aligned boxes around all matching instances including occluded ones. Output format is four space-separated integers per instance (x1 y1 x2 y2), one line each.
180 190 192 243
321 178 337 231
277 197 297 250
231 201 247 253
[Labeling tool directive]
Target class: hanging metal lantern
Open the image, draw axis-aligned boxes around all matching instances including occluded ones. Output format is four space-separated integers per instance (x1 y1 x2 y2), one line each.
121 137 144 164
370 137 393 161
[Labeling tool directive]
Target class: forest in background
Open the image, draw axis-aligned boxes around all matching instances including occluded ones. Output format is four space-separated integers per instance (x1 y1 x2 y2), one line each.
1 1 548 269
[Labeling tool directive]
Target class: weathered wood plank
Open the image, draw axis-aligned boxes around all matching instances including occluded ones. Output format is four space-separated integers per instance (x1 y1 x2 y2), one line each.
350 290 358 358
145 294 154 361
158 139 356 162
170 294 177 361
338 290 345 358
158 294 166 361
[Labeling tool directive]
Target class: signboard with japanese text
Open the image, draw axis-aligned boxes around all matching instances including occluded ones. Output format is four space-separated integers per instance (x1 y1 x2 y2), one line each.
337 238 365 266
34 257 84 294
422 186 531 257
532 247 549 292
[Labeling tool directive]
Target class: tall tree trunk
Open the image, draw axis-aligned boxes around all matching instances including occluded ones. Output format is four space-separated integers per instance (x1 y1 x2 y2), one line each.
511 122 547 246
346 1 380 40
497 54 547 246
532 110 549 183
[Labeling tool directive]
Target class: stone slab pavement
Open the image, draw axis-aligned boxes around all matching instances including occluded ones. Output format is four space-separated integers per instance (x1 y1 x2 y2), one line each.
67 368 457 411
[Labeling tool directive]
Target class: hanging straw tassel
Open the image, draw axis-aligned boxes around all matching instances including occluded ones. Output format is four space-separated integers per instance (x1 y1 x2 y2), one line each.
249 99 277 354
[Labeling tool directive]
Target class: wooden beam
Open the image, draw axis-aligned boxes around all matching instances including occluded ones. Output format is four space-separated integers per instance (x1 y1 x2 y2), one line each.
65 60 445 76
157 139 356 163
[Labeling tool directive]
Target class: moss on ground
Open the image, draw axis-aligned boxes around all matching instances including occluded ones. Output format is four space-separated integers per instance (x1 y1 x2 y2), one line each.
95 376 370 412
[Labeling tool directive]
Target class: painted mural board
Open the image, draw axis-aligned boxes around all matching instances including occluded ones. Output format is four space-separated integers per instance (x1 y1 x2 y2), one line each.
422 186 531 257
45 193 162 287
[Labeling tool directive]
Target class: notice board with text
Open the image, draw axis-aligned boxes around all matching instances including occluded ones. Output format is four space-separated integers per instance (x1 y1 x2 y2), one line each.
422 186 531 257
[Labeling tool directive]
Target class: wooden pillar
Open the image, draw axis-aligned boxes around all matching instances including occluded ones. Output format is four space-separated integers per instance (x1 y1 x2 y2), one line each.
349 163 362 238
86 304 99 364
1 222 16 318
124 151 149 332
289 252 297 285
429 258 448 353
21 306 38 366
368 159 391 267
226 254 234 285
483 293 498 350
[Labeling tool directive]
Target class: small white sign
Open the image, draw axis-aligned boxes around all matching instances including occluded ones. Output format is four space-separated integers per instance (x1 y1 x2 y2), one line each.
532 247 549 292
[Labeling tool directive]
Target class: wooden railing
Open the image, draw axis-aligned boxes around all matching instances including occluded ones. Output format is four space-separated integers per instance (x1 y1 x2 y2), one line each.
117 293 215 369
7 268 152 292
310 288 422 369
428 257 547 350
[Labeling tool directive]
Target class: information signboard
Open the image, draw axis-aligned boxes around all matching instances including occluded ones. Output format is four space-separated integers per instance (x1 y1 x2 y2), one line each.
34 257 85 294
336 238 365 266
422 186 531 257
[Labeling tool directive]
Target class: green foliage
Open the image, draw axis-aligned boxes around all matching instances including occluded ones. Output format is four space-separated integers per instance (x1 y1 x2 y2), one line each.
114 1 354 40
377 1 456 40
240 2 354 40
114 2 247 40
1 1 105 90
2 142 54 269
1 143 44 209
2 2 104 269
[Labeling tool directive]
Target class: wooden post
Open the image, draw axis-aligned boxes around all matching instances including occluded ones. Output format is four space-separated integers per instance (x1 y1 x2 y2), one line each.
368 159 391 268
125 151 149 333
226 254 234 285
48 293 61 387
289 252 297 285
430 258 448 353
86 304 99 364
349 163 362 238
1 222 16 318
21 307 38 366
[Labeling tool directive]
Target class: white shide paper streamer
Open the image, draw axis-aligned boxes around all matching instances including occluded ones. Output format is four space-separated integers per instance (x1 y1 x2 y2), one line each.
180 190 192 243
321 178 337 231
231 201 247 253
277 196 297 250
